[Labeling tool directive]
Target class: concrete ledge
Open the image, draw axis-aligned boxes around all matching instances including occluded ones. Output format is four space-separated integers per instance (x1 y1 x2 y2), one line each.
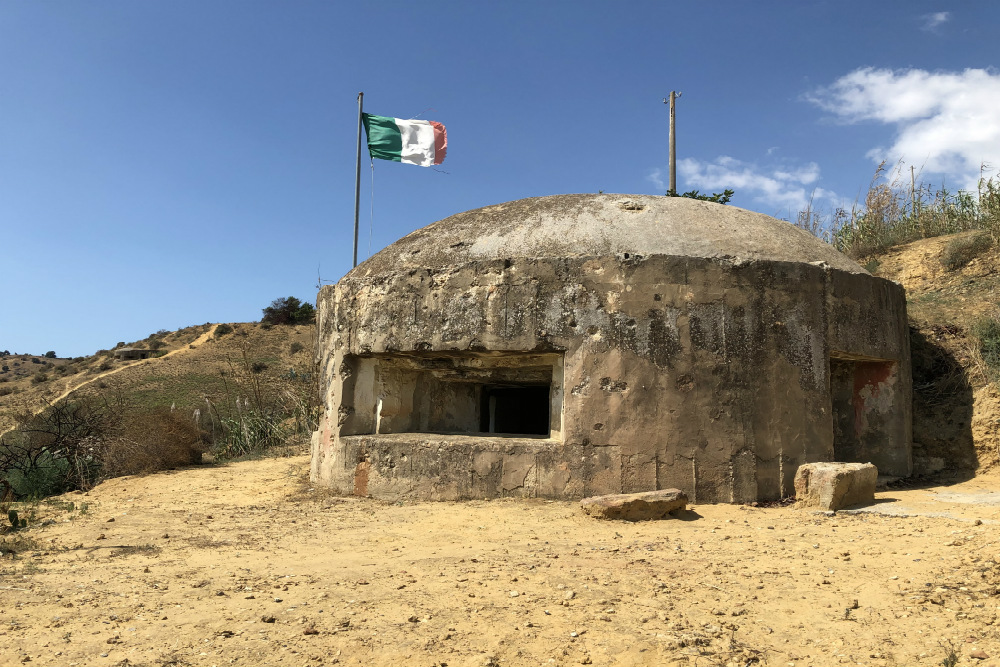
794 462 878 510
322 433 622 501
580 489 688 521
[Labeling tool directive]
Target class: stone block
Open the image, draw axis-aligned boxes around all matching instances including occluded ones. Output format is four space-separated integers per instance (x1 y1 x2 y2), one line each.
580 489 688 521
794 462 878 510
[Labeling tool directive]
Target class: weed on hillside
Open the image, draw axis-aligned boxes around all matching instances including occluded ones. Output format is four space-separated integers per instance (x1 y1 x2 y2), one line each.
972 313 1000 386
798 161 1000 260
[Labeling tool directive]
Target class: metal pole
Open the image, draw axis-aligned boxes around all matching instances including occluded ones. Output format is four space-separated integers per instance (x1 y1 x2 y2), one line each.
668 91 680 194
353 92 364 268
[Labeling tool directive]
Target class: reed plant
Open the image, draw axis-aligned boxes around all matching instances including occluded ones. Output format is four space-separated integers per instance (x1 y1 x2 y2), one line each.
799 161 1000 259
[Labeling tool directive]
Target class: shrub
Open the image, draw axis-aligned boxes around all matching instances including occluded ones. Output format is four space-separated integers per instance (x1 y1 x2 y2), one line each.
666 188 734 204
973 314 1000 386
0 395 206 500
289 342 305 354
813 162 1000 258
0 398 111 497
214 323 234 338
940 232 993 271
147 339 166 350
261 297 316 325
101 408 204 477
44 351 56 359
30 372 49 384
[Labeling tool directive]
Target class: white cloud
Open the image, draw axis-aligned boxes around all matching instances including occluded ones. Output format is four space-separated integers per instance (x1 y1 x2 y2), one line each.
648 156 837 215
920 11 950 31
807 67 1000 189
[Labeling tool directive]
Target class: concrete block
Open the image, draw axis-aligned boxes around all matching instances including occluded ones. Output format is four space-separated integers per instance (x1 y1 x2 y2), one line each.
794 462 878 510
580 489 688 521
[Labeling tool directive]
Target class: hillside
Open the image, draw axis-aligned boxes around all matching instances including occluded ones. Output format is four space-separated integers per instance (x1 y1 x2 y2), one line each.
873 230 1000 476
0 322 316 438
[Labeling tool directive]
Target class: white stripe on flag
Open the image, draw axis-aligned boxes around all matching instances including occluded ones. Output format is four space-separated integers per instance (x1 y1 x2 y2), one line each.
395 119 436 167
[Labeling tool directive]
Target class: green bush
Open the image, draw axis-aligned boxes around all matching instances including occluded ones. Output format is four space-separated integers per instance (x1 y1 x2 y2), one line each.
213 411 285 461
973 314 1000 386
261 297 316 325
3 451 75 499
0 395 207 500
214 324 234 338
289 342 305 354
940 232 993 271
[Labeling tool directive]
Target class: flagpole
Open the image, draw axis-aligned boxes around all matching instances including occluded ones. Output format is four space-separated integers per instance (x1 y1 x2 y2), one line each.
353 92 364 268
667 90 681 194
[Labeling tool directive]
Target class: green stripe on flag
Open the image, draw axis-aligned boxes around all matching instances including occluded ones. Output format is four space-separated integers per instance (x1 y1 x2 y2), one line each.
362 114 402 162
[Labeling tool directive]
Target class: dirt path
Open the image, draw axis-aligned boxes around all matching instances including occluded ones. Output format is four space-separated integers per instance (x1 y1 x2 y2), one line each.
45 325 220 407
2 458 999 667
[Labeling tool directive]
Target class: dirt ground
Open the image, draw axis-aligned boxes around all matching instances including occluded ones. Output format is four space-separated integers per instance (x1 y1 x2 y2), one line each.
3 456 1000 667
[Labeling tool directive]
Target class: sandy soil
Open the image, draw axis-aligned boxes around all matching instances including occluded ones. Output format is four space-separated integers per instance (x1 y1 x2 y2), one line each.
3 457 1000 667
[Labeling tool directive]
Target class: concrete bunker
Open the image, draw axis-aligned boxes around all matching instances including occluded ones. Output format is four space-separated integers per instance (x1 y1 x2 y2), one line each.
311 194 912 502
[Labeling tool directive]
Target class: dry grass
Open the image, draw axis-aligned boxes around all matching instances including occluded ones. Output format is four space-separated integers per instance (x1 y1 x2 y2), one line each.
799 160 1000 260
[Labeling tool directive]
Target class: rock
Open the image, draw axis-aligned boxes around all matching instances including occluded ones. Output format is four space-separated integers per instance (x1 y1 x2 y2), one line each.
794 462 878 510
580 489 688 521
970 649 989 660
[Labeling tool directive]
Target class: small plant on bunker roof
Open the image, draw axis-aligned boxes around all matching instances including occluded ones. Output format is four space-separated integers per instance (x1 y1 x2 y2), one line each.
666 188 735 204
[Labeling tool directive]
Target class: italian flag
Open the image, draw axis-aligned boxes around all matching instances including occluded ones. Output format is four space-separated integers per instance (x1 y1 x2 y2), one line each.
362 113 447 167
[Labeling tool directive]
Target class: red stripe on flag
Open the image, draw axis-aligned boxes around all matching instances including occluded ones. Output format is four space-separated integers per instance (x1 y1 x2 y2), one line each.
430 121 447 165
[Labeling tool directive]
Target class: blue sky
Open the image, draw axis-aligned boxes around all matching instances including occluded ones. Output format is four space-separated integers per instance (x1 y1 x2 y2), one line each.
3 1 999 357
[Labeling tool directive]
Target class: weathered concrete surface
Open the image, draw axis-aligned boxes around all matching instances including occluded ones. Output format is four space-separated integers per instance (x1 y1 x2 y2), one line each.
580 489 688 520
312 194 912 503
794 462 878 510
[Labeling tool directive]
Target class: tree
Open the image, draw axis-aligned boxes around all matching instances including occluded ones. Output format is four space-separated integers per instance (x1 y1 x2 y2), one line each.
44 351 56 359
666 188 735 205
261 297 316 325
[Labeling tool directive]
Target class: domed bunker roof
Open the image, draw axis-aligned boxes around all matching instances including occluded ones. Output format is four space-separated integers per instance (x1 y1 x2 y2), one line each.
351 193 866 277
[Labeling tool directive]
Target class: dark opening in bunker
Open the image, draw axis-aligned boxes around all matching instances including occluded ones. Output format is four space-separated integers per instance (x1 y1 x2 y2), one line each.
830 355 897 464
480 384 551 435
340 352 564 441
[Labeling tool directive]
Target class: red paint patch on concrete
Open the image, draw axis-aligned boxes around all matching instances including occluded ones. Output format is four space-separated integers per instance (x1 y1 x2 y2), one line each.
852 361 895 437
353 461 370 496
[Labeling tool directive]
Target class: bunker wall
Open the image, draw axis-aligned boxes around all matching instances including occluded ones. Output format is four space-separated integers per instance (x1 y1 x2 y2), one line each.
312 254 911 502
